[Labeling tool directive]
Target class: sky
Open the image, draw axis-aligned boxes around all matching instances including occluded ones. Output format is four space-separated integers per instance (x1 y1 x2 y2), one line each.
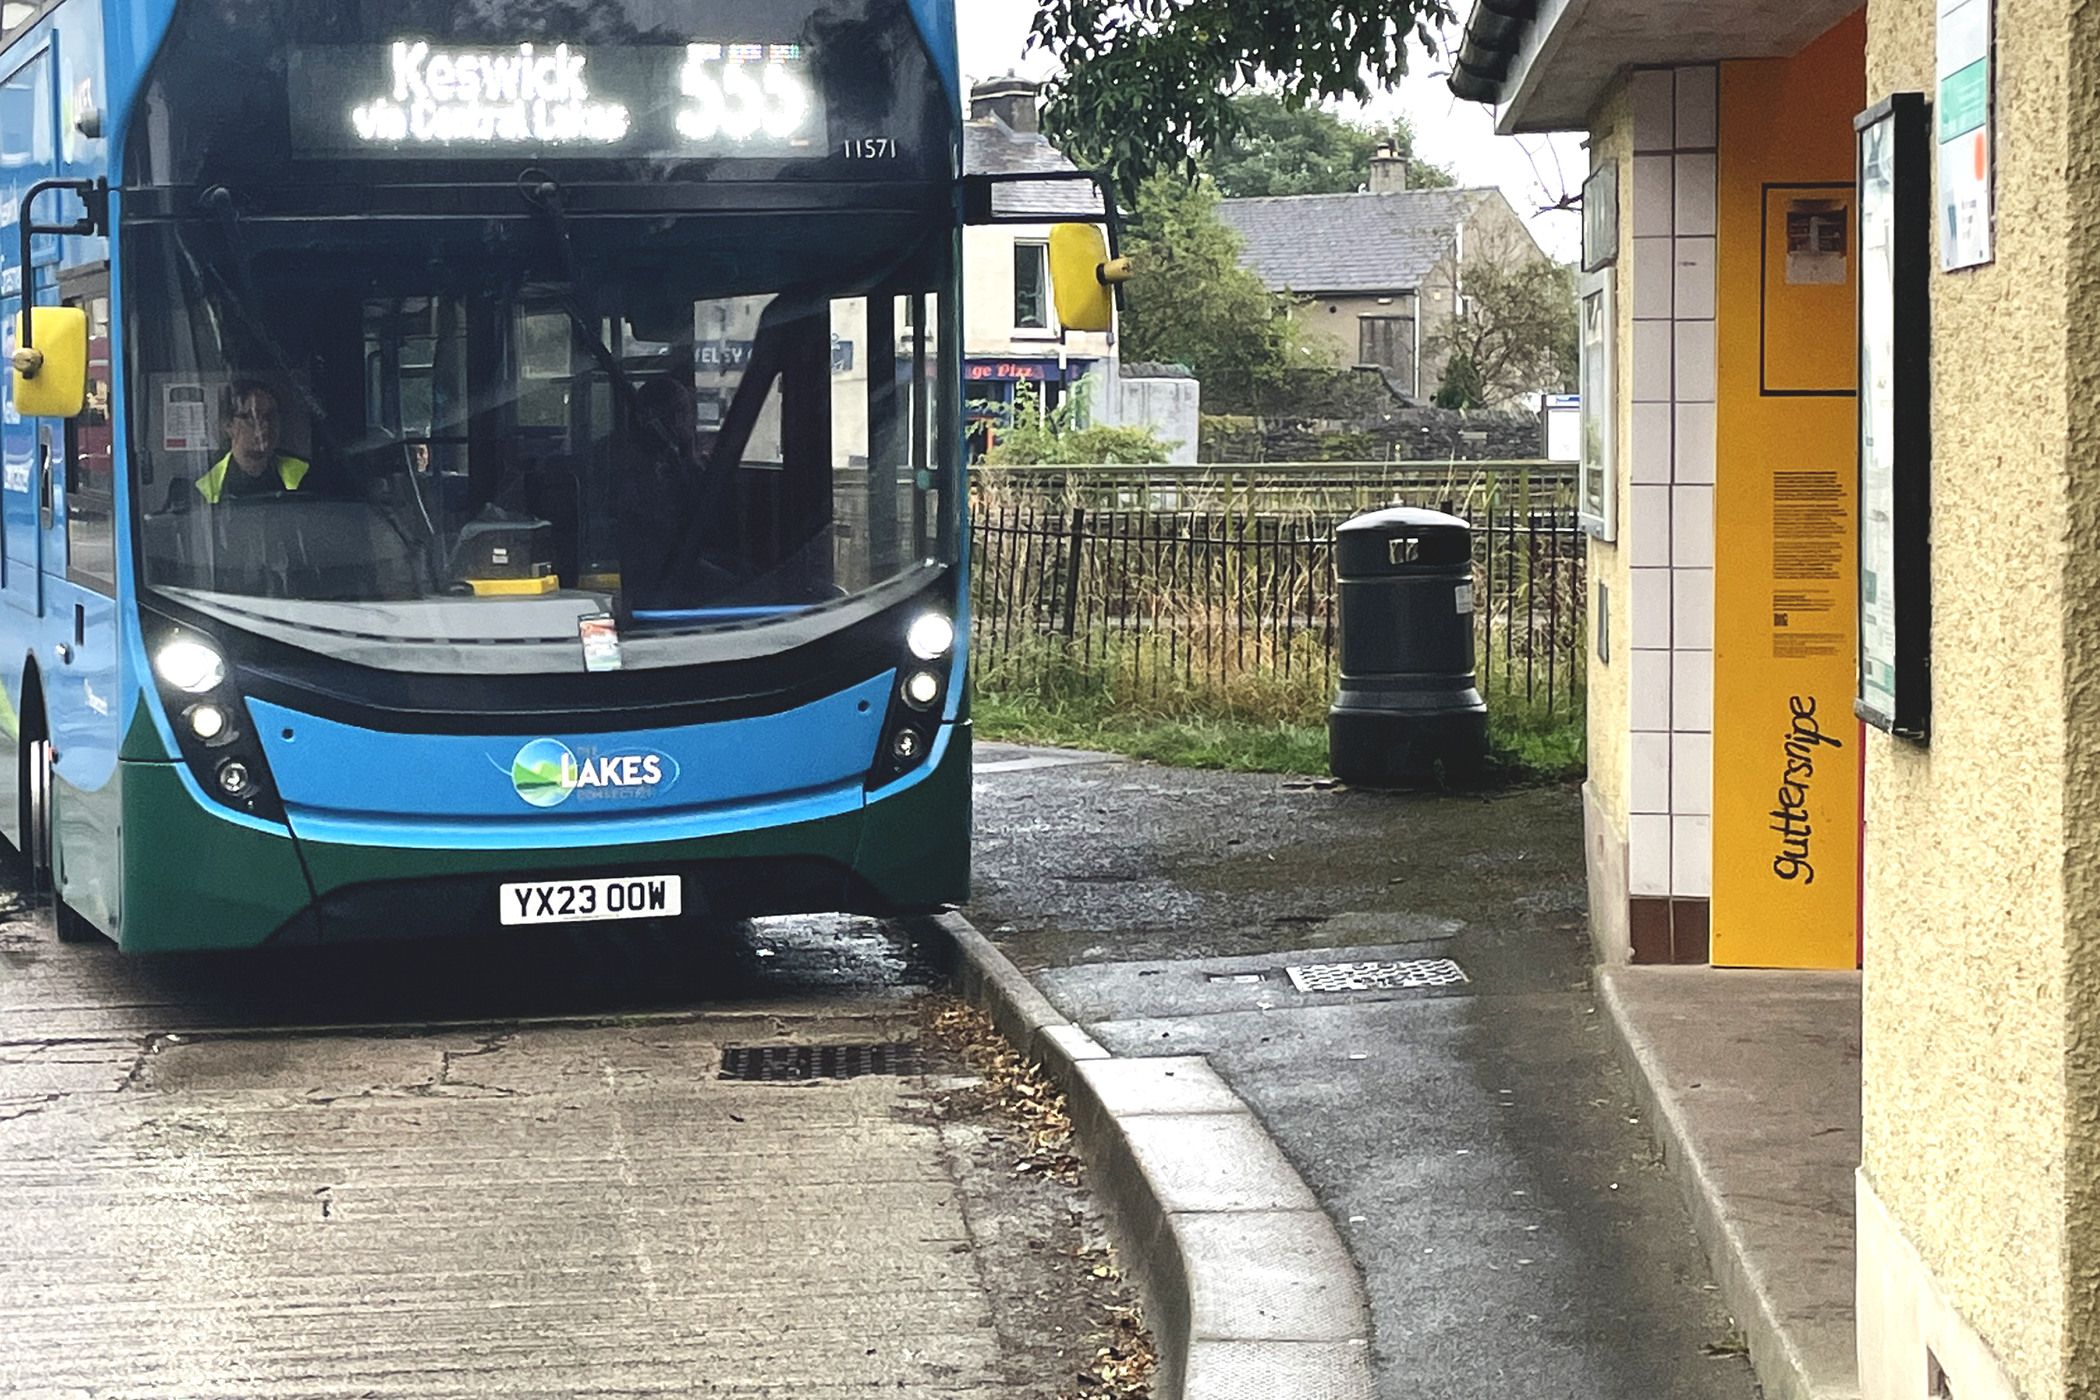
954 1 1586 263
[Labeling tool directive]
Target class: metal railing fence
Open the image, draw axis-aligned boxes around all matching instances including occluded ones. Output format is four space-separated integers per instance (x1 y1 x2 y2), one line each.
967 464 1586 721
975 459 1577 518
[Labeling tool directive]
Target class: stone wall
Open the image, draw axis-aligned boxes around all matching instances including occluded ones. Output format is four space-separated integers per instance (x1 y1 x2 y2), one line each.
1200 404 1547 463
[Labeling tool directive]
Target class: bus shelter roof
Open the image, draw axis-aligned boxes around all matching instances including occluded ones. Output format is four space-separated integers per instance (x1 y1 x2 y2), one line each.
1448 0 1863 134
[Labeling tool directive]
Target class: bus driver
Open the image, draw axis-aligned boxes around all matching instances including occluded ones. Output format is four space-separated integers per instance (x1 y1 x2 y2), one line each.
195 380 312 504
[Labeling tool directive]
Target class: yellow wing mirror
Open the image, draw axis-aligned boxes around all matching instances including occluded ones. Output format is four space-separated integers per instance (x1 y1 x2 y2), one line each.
11 307 87 419
1049 223 1133 334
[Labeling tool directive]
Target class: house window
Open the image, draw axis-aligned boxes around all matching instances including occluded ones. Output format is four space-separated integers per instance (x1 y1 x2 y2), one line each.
1358 313 1417 394
1014 242 1049 330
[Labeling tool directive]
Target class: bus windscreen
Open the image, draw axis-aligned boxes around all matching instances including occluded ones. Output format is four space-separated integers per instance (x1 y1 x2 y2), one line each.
122 0 959 663
126 210 955 654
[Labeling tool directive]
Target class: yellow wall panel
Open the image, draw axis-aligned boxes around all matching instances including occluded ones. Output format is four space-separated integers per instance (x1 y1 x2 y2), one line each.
1712 13 1866 967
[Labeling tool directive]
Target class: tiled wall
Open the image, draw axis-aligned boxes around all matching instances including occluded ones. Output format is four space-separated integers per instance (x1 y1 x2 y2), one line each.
1625 66 1717 961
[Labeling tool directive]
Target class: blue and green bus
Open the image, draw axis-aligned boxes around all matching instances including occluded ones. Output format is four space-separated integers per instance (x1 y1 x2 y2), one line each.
0 0 1100 951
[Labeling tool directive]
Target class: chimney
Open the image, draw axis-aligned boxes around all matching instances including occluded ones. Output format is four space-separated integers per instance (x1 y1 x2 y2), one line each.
970 76 1041 135
1370 142 1409 194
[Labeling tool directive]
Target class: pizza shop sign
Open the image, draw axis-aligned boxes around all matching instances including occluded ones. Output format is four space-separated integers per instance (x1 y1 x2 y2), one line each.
966 360 1063 383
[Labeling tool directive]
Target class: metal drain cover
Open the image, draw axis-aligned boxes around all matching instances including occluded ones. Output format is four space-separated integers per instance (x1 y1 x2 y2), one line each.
1284 959 1468 992
720 1043 919 1081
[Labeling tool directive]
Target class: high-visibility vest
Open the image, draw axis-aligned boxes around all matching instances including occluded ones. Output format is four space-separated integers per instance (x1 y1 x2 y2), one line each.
196 453 311 504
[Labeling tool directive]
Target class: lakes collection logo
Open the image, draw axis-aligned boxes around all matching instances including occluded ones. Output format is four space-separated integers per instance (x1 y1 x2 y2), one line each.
509 738 678 809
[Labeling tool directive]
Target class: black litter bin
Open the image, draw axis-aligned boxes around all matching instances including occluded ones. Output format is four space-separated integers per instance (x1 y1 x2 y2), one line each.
1327 507 1488 785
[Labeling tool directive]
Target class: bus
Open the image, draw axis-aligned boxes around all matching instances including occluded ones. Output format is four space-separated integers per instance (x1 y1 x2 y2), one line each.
0 0 1110 951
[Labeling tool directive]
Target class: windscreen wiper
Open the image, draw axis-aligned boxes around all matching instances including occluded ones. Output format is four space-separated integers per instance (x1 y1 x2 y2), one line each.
516 171 683 466
183 185 341 455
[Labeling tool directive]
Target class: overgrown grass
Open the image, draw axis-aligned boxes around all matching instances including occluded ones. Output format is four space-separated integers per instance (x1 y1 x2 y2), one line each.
973 690 1335 774
970 635 1585 785
1483 704 1587 783
972 632 1337 727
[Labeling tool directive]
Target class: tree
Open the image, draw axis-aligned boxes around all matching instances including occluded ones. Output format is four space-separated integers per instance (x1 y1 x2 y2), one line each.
1205 93 1456 199
1431 351 1486 410
1427 254 1578 409
1114 174 1335 387
1031 0 1450 191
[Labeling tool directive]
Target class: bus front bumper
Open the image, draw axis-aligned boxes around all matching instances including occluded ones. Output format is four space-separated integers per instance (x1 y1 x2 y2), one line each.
115 724 969 952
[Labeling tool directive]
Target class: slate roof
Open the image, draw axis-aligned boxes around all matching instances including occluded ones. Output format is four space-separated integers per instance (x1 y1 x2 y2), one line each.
961 118 1106 220
1218 188 1495 296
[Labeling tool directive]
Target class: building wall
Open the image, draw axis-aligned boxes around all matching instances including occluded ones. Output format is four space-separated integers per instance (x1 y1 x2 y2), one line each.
1587 40 1874 970
1582 78 1635 962
2067 12 2100 1386
1620 62 1722 962
1289 291 1426 396
1856 0 2083 1394
1709 17 1865 968
960 223 1114 364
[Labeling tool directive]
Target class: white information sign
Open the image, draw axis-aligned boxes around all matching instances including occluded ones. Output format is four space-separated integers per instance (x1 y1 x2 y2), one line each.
162 383 210 451
1936 0 1993 269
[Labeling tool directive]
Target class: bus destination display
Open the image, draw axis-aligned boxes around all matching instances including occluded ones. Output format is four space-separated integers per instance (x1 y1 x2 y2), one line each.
288 41 829 159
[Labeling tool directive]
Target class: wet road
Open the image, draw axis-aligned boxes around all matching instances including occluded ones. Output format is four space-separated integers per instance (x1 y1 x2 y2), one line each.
968 743 1764 1400
0 897 1108 1398
0 902 946 1037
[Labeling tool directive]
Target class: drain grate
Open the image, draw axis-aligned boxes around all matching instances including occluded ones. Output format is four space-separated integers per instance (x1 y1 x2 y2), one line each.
1284 959 1468 993
719 1043 919 1081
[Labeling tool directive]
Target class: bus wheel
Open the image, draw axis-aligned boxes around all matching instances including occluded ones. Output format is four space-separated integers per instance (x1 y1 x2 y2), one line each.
24 734 97 945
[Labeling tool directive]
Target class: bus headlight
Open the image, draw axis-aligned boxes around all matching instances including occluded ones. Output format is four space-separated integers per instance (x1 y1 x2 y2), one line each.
871 602 959 791
143 609 284 823
154 638 226 694
901 670 941 709
185 703 236 745
906 613 954 661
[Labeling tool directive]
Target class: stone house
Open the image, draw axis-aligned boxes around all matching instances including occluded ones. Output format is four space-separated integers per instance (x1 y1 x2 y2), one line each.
1217 164 1552 408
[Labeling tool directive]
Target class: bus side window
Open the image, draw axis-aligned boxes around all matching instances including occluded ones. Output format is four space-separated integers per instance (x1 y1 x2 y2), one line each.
63 279 115 591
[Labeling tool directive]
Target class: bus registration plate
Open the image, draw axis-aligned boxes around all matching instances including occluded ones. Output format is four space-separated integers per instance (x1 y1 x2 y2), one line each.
499 875 682 925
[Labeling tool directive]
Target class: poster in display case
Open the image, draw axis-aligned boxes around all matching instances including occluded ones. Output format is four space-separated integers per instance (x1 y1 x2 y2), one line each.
1854 93 1932 739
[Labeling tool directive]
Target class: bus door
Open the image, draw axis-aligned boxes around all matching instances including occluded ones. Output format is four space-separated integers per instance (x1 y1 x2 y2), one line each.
0 43 56 624
48 269 117 928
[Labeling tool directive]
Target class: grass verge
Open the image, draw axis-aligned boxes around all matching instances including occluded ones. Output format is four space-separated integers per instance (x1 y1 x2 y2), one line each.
972 688 1584 786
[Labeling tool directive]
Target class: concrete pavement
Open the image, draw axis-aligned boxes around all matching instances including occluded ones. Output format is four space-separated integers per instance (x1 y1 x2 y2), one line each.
0 912 1141 1399
1597 966 1862 1400
2 1019 1003 1397
938 908 1376 1400
950 744 1863 1400
941 918 1863 1400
